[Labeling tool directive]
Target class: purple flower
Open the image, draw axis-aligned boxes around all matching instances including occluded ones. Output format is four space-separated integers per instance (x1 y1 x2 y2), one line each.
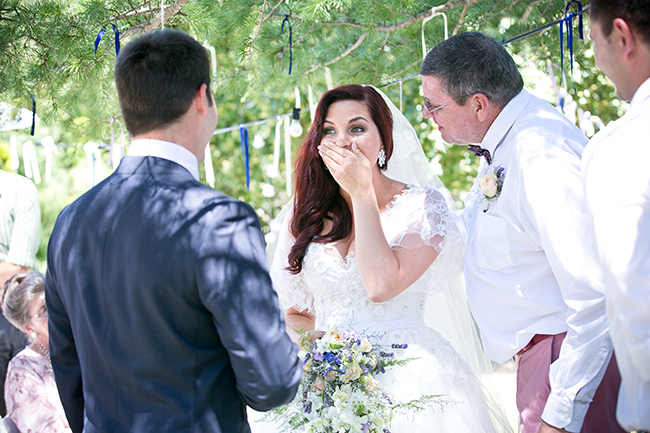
361 421 371 432
313 351 325 362
391 343 408 349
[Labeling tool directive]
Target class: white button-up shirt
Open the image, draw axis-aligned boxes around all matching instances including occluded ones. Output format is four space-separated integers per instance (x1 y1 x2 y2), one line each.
583 77 650 432
127 139 200 181
463 89 612 432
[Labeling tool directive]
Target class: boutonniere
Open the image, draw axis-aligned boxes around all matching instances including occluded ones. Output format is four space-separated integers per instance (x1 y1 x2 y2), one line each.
477 165 505 212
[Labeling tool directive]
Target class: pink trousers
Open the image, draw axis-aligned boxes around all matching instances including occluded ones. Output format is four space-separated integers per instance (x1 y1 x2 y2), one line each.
515 333 624 433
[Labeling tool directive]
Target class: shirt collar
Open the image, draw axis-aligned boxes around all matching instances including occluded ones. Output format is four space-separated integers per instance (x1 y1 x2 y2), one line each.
480 89 531 154
629 76 650 113
127 139 200 181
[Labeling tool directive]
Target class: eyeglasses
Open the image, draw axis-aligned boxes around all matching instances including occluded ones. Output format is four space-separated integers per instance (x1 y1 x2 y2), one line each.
423 99 451 115
31 304 47 319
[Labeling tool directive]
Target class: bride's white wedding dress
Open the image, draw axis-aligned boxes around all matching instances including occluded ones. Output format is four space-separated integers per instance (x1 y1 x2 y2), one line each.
265 184 511 433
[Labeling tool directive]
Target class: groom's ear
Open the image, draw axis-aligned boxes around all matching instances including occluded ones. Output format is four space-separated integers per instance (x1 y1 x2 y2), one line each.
469 93 492 123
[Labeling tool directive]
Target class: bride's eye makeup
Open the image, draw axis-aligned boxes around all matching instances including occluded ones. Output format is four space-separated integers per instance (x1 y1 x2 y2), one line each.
350 125 365 133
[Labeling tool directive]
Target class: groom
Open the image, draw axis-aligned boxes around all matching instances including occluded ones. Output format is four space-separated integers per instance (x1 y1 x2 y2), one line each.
45 29 301 433
420 32 622 433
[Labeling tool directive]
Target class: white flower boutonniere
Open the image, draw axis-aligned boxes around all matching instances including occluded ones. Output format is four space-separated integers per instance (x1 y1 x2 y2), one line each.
477 165 505 212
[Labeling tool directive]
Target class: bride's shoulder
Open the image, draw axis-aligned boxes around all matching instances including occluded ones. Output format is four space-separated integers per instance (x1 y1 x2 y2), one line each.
400 184 447 207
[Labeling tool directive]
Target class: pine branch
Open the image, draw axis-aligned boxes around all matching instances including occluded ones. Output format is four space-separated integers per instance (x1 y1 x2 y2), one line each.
305 32 368 75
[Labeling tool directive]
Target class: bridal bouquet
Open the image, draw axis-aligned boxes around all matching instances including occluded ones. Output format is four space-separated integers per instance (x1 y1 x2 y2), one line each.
270 328 436 433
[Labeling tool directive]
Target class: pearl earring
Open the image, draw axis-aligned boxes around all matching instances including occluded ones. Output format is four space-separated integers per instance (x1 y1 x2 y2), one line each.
377 149 386 169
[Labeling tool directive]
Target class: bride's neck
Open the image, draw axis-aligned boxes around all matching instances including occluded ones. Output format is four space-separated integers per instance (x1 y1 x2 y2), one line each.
340 171 399 210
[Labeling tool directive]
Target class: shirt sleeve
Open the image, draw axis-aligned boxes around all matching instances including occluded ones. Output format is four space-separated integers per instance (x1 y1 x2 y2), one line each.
196 200 301 412
5 353 72 433
6 176 40 268
522 147 612 432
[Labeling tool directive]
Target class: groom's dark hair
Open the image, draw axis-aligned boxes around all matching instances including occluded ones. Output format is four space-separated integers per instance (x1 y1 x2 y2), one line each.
420 32 523 108
114 29 213 136
590 0 650 44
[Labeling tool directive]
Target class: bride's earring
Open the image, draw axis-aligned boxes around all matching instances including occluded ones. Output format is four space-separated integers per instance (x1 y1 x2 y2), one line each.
30 331 37 339
377 149 386 169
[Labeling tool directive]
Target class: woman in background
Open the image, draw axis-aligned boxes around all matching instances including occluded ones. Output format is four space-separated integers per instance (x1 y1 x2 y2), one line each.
1 272 71 433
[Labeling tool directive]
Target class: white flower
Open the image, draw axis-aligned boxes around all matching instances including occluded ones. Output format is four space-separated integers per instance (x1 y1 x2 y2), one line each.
478 172 498 198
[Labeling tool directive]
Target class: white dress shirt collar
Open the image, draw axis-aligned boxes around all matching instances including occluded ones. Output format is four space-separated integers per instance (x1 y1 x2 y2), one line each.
480 89 531 154
127 139 200 181
630 76 650 113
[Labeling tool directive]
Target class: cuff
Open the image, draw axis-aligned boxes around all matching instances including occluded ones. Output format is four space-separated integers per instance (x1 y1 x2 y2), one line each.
542 393 590 432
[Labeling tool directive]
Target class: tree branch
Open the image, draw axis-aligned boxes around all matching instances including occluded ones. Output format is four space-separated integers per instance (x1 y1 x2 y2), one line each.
143 0 189 33
304 32 368 75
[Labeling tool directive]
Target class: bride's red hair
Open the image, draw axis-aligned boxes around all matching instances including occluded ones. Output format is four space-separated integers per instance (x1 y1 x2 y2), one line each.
287 85 394 274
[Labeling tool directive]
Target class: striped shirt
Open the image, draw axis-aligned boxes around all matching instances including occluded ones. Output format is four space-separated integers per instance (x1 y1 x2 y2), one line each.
0 170 40 268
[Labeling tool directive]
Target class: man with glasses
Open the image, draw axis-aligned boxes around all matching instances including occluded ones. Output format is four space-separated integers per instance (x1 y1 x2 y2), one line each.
420 32 622 433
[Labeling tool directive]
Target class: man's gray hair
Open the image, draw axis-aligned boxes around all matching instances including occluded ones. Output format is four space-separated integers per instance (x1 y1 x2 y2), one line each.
420 32 523 107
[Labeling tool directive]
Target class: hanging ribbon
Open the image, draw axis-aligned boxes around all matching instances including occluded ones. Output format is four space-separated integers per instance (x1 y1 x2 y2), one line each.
281 15 293 75
94 28 106 57
307 85 315 122
421 10 448 60
560 1 584 95
94 25 120 57
22 140 40 184
204 143 215 188
239 125 250 190
83 141 99 187
203 41 218 79
283 116 292 196
108 116 123 170
112 24 120 56
266 119 282 178
9 136 19 171
30 96 35 136
41 136 59 183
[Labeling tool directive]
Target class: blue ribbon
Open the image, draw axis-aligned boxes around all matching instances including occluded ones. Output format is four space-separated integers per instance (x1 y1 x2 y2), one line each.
30 96 35 136
94 28 106 57
239 125 250 190
94 25 120 57
560 1 584 95
112 24 120 56
281 15 292 75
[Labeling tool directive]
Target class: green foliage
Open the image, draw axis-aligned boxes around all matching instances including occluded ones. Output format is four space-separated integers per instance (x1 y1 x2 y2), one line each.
0 0 625 267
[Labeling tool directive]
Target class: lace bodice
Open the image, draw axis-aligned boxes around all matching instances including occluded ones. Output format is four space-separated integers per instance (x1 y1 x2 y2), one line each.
271 185 464 332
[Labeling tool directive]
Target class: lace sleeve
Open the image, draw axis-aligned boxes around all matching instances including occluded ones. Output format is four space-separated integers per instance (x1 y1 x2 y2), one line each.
266 201 315 314
383 186 466 295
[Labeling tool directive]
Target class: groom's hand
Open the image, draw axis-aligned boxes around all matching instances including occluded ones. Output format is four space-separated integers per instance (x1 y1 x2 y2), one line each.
538 421 569 433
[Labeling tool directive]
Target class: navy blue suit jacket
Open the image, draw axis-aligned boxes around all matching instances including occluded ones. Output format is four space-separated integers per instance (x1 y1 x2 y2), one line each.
45 156 301 432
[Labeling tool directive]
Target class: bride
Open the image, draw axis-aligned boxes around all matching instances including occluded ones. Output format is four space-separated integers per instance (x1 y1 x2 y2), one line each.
261 84 511 432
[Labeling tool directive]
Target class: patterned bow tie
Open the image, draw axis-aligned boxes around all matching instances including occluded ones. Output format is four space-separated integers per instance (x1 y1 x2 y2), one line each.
468 145 492 165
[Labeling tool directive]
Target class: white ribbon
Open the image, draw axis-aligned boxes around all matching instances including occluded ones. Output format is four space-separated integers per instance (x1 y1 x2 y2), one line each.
204 143 215 188
9 136 19 171
22 140 40 184
83 141 99 186
41 136 59 183
422 10 448 60
308 85 315 123
283 116 292 196
266 119 282 178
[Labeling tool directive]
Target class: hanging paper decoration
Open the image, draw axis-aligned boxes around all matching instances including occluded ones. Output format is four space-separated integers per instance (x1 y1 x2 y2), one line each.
324 67 333 90
203 41 218 79
84 141 99 187
30 96 35 136
239 125 250 190
41 136 59 183
9 136 19 171
281 15 293 75
421 10 448 60
204 143 215 188
560 1 584 95
283 116 292 196
160 0 165 29
22 140 40 184
108 116 123 170
308 85 315 123
266 119 282 178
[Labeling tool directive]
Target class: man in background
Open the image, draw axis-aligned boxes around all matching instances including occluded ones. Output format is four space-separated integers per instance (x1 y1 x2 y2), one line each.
583 0 650 430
